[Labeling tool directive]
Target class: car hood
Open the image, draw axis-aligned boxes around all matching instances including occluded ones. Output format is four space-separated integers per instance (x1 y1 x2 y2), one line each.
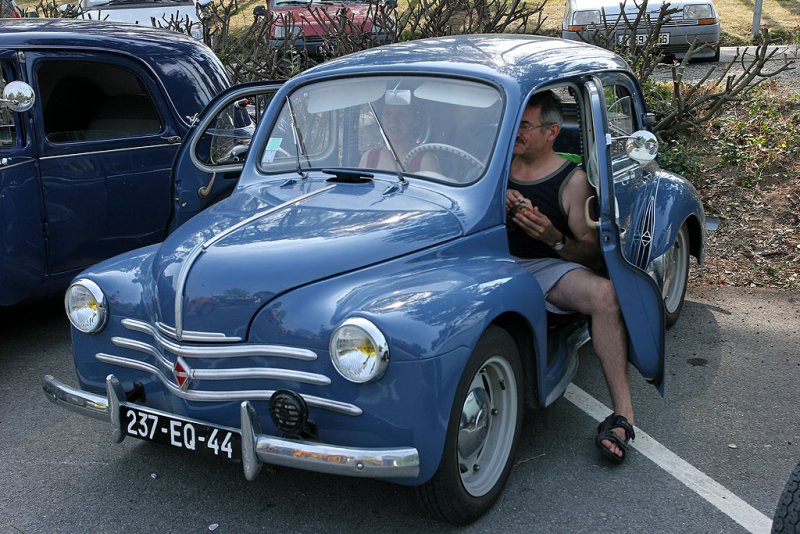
569 0 690 15
151 179 462 339
81 2 200 25
272 2 379 37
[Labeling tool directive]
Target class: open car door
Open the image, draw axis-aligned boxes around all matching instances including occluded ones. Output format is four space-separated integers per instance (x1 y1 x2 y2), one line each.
167 81 283 232
584 77 666 394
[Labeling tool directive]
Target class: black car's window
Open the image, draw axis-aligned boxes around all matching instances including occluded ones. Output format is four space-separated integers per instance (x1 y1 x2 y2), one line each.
0 66 17 149
36 60 162 143
258 76 503 185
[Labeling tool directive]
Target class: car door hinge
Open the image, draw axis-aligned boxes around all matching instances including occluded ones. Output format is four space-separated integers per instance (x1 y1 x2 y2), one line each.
41 220 49 238
17 51 26 65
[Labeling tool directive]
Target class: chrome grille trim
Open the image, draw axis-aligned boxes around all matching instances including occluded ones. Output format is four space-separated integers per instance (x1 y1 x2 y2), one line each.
192 368 331 385
121 319 317 361
157 322 241 343
95 353 360 416
110 337 330 385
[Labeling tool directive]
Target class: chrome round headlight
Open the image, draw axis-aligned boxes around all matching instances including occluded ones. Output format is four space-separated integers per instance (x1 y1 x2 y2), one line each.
329 318 388 383
64 279 108 334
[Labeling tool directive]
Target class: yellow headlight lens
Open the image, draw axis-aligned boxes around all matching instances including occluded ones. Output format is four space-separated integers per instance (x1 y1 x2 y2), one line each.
329 318 388 383
65 279 108 334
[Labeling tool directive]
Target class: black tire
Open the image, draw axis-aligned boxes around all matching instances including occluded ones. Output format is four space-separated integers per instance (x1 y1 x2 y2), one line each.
663 223 690 328
773 461 800 533
416 326 524 525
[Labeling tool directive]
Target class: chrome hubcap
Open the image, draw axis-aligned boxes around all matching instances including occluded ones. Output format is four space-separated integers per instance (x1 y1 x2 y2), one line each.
457 356 517 497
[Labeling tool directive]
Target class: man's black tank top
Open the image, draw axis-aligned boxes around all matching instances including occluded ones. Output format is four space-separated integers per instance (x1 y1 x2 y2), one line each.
507 160 578 259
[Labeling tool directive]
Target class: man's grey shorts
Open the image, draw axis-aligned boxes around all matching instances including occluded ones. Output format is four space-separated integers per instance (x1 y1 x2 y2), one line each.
513 256 588 314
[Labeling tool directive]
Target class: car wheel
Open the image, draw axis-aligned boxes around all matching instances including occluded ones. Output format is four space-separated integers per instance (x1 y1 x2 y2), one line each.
663 223 690 328
416 326 524 525
773 461 800 533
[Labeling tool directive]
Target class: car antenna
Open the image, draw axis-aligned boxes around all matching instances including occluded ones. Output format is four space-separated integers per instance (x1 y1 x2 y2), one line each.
368 102 407 186
286 96 310 179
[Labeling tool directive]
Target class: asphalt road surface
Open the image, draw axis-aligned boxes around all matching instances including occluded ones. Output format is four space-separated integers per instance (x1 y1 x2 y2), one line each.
1 285 798 533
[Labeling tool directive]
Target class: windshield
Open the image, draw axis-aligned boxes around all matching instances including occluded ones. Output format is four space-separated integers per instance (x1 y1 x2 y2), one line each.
83 0 192 7
259 75 503 185
272 0 375 5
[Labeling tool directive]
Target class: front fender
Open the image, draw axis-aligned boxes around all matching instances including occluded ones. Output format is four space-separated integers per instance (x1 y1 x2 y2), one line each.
642 169 706 264
249 227 550 483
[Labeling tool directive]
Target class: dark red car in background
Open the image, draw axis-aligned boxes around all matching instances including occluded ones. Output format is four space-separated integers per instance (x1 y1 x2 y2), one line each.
254 0 395 56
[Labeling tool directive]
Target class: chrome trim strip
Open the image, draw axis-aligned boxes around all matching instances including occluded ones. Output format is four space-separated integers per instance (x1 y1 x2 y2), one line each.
0 158 35 171
192 368 331 386
121 319 317 360
173 184 337 339
174 242 205 340
156 322 241 343
241 401 419 479
112 336 173 368
39 143 169 161
94 353 360 416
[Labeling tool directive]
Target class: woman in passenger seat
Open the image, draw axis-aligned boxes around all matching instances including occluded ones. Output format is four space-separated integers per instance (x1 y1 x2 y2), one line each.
360 104 441 174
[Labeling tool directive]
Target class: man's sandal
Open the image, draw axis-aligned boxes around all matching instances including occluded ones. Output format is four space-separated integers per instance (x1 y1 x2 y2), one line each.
594 413 635 464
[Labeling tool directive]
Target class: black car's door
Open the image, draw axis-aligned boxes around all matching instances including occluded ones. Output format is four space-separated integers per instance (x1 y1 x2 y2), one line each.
30 51 182 275
167 82 283 232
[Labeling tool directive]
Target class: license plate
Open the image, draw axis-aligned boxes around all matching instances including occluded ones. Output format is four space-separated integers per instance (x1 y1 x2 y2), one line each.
121 405 241 461
617 33 670 46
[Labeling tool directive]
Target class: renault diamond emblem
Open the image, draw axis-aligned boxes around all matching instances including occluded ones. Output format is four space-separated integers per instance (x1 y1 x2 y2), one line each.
173 356 193 391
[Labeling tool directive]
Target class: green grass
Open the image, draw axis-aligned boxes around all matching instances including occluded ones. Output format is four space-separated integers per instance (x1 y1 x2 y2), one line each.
15 0 800 44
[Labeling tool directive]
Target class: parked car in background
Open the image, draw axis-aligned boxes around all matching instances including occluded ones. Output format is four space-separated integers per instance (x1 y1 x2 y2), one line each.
1 0 22 17
65 0 205 38
253 0 395 56
43 34 706 524
0 19 231 307
562 0 721 61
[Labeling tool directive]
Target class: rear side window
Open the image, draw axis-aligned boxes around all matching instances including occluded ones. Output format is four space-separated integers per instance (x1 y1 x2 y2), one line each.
37 60 162 143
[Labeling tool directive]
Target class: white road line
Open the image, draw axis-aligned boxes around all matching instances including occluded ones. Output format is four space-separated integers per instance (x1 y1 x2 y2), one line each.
565 384 772 534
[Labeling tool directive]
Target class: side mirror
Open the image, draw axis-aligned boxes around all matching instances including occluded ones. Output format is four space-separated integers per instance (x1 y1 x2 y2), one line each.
625 130 658 164
252 5 267 17
0 81 35 113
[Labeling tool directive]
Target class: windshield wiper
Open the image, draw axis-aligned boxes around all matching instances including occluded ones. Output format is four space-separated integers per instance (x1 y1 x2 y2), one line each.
285 96 311 179
367 102 407 185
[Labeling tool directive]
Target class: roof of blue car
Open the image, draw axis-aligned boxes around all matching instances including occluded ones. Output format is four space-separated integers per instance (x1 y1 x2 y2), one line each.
0 18 202 53
306 33 631 85
0 19 230 122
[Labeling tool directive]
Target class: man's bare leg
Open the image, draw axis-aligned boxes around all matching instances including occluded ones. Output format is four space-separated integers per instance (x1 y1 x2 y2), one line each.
547 269 633 458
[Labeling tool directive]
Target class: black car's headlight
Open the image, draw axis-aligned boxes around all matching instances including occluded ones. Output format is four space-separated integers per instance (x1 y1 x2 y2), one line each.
329 317 388 383
64 279 108 334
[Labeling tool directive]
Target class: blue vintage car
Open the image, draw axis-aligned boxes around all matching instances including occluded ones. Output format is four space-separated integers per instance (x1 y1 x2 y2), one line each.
0 19 230 306
44 34 706 524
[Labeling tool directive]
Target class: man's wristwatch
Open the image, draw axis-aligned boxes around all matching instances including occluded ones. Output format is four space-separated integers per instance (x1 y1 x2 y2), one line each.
551 235 566 252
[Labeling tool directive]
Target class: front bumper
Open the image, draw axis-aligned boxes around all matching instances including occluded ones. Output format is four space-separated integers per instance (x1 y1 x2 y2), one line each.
43 374 420 480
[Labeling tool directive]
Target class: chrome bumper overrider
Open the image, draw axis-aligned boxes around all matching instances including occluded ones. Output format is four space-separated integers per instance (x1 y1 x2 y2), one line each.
42 374 420 479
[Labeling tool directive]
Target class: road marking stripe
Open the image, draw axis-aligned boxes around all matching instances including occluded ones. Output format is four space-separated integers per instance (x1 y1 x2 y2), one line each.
565 384 772 534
